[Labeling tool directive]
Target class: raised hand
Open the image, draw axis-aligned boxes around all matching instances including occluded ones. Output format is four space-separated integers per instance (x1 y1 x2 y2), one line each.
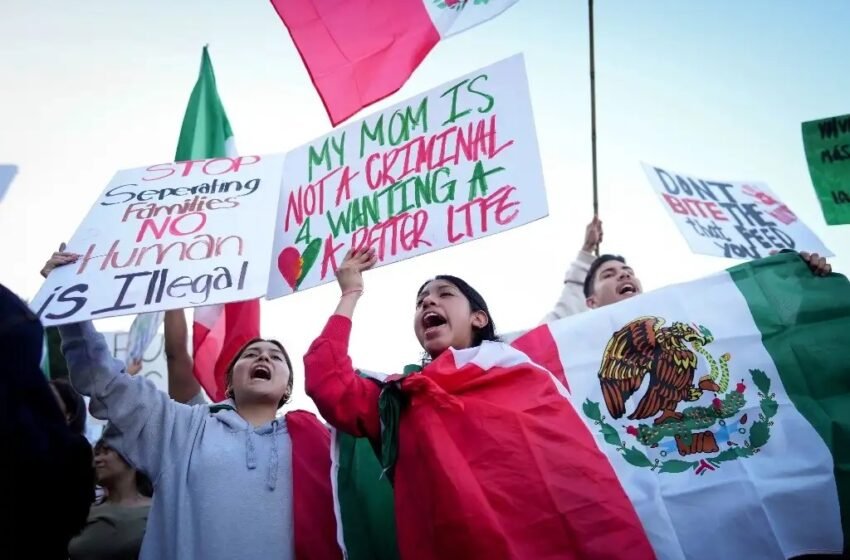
333 247 377 319
127 359 143 376
40 243 80 278
582 216 603 254
800 251 832 277
336 247 378 295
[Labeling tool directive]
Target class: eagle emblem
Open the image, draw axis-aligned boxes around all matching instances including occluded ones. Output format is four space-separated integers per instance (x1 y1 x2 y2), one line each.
598 317 714 425
583 316 777 476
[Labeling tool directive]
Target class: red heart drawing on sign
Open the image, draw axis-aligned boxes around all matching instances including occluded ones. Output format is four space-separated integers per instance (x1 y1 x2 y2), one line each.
277 238 322 291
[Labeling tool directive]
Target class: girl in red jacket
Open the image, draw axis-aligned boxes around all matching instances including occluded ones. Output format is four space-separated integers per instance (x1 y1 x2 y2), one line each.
304 248 655 560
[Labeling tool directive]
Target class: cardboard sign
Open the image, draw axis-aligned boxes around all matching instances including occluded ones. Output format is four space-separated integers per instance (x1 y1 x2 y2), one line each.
801 113 850 225
267 54 547 297
32 154 286 325
642 162 832 259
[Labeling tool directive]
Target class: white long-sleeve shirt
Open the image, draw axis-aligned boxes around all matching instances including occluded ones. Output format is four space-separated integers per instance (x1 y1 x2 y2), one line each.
539 250 595 324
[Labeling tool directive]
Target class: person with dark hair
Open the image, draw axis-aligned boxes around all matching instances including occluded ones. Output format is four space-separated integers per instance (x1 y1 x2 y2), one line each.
41 252 342 560
304 248 654 560
0 283 94 559
582 253 642 309
68 438 152 560
48 377 87 435
546 219 835 315
414 274 500 357
581 250 833 310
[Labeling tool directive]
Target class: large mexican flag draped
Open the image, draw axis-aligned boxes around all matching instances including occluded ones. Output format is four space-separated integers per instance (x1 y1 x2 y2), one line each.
331 253 850 559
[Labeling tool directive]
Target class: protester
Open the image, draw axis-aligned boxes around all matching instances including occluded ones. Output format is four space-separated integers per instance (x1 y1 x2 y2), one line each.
0 283 94 559
540 216 602 322
68 439 152 560
583 250 832 309
304 247 655 560
42 252 341 560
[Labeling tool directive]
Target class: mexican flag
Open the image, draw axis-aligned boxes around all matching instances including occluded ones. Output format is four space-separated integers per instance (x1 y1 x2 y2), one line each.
330 252 849 559
269 0 519 125
176 46 261 402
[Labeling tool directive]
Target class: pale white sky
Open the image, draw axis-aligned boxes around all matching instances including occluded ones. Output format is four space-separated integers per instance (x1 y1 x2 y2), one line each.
2 0 848 413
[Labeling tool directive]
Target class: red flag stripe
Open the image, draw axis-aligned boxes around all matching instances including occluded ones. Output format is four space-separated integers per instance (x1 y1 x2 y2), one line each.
269 0 439 125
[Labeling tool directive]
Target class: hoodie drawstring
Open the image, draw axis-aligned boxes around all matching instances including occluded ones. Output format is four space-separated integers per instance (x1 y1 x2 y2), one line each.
241 417 280 491
245 429 257 470
267 420 280 491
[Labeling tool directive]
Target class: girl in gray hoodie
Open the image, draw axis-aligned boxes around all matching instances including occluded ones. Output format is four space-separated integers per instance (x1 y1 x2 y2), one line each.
43 251 341 560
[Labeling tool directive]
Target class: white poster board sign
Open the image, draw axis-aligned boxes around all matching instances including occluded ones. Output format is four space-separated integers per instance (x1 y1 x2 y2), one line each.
267 53 547 297
642 162 832 259
32 154 286 325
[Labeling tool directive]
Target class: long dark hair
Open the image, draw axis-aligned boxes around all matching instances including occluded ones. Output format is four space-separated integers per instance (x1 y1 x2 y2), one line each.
417 275 499 348
224 338 294 408
49 378 87 435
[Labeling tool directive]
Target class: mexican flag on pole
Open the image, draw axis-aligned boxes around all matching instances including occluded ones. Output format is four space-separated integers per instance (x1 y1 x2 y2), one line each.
330 252 849 559
269 0 519 125
175 46 261 403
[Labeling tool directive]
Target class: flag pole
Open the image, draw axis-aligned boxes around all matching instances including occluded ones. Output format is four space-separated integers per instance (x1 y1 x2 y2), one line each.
588 0 600 256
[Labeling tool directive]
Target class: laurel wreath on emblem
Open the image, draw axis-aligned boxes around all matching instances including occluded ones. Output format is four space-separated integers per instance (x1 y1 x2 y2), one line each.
583 368 777 475
433 0 491 10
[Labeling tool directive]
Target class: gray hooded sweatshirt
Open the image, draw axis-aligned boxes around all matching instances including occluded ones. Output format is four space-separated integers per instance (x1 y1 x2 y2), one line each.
59 321 294 560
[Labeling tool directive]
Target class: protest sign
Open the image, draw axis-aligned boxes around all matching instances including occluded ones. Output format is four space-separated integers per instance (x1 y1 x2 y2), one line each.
267 54 547 297
31 154 286 325
641 163 832 259
801 113 850 225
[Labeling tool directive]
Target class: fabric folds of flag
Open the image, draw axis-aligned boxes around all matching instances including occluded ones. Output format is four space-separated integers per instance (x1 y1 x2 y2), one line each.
329 253 850 559
307 318 654 560
176 46 260 402
269 0 519 125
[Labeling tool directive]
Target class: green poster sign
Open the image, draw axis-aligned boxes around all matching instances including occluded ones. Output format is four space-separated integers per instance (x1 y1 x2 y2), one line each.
801 114 850 225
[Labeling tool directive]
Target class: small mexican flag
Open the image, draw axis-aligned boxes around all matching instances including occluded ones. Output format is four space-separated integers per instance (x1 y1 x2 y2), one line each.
330 253 850 559
175 46 262 402
269 0 519 125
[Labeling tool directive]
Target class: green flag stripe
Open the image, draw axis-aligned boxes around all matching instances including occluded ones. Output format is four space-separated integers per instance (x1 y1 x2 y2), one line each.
335 431 400 560
175 46 233 162
730 252 850 548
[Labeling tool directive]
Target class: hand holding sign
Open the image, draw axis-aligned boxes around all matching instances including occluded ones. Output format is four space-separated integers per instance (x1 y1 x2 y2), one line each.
336 248 378 295
333 247 377 319
41 243 79 278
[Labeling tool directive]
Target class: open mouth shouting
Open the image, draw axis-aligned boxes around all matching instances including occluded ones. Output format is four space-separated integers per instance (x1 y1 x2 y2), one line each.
421 311 448 338
617 281 638 297
250 362 272 381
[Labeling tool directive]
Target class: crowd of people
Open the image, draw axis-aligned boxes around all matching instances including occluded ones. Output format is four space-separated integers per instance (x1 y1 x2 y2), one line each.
2 218 837 559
